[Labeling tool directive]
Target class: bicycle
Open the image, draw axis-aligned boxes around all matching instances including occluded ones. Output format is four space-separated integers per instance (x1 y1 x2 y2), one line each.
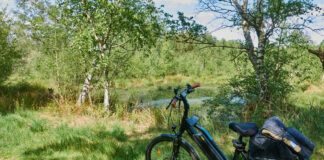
145 83 259 160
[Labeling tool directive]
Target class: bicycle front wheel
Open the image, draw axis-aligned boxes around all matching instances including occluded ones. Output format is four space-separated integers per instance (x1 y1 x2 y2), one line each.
145 134 200 160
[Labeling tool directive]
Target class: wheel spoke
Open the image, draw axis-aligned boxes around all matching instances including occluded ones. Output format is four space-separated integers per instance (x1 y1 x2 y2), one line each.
150 141 192 160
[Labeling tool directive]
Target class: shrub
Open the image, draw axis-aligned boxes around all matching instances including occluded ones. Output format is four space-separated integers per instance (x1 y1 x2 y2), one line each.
204 86 245 124
0 11 21 84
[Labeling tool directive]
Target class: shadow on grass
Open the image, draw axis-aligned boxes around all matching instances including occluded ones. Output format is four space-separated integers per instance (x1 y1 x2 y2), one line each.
0 82 51 114
22 125 167 160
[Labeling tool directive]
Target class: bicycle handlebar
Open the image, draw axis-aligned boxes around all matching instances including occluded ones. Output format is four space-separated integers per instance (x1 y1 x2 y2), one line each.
168 83 200 108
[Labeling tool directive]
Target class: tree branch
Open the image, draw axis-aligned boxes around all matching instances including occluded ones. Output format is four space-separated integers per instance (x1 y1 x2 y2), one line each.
308 47 323 58
176 40 246 50
231 50 246 61
232 0 256 27
111 38 134 48
81 0 101 43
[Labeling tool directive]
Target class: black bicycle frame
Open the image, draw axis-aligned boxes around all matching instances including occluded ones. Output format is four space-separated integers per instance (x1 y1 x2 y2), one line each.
172 88 248 160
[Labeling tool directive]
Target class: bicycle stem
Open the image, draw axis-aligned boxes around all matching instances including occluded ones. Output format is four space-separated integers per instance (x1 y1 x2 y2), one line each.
178 89 190 135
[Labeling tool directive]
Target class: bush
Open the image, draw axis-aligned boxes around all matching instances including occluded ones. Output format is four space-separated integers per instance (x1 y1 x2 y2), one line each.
0 11 21 84
204 86 245 124
229 69 292 107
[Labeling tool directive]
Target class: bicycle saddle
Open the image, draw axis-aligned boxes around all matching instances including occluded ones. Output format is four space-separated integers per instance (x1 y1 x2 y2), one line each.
229 122 259 137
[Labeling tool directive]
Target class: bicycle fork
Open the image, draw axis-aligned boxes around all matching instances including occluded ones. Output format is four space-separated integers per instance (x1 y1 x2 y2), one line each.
171 125 181 160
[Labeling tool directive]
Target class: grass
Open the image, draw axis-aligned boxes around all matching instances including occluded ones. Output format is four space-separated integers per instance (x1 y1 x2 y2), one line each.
0 77 323 159
0 108 161 160
0 104 236 160
0 103 323 159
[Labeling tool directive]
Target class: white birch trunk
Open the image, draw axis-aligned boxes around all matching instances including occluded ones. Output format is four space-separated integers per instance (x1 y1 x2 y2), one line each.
77 72 93 106
256 37 267 101
103 68 109 112
76 59 98 106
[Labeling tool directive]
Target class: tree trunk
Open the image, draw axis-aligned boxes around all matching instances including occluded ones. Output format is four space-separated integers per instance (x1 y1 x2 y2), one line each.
201 58 206 71
322 62 324 81
256 36 267 101
235 0 268 101
256 61 267 100
308 48 324 81
54 18 60 89
103 68 109 112
255 0 268 101
77 72 93 106
76 59 98 106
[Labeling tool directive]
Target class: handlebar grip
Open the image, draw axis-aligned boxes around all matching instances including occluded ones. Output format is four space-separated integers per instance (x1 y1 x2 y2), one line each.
191 83 200 89
171 98 178 107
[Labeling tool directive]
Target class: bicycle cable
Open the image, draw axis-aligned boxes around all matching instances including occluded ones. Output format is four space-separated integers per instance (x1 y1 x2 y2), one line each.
167 104 172 128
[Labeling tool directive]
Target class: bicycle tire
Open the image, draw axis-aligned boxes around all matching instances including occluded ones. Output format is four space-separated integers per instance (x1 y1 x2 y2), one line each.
146 134 200 160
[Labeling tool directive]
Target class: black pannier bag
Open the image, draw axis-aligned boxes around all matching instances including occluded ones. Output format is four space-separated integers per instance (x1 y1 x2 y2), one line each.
249 117 315 160
249 130 298 160
286 127 316 160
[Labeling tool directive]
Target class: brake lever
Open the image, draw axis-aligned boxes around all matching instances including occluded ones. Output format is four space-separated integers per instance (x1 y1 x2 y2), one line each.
166 95 180 110
174 88 179 95
167 88 179 110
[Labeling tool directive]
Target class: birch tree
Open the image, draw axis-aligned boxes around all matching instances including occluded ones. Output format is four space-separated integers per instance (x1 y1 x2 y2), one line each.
198 0 322 101
16 0 77 93
64 0 162 111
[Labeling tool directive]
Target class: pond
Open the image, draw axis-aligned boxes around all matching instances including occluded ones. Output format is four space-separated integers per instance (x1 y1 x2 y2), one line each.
138 96 246 108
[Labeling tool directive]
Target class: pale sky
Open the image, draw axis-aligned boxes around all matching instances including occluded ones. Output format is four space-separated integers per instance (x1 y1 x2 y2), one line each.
153 0 324 45
1 0 324 44
0 0 14 9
